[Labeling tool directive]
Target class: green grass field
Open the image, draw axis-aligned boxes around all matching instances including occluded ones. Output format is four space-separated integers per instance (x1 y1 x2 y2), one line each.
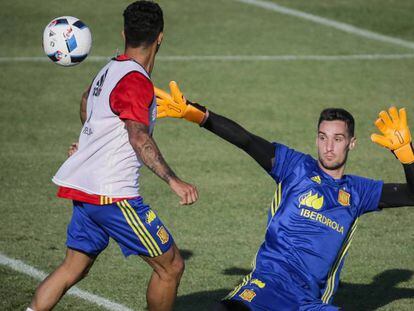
1 0 414 310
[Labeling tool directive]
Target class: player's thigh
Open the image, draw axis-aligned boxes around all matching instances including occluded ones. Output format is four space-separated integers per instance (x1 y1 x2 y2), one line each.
90 198 174 258
225 272 300 311
67 201 110 256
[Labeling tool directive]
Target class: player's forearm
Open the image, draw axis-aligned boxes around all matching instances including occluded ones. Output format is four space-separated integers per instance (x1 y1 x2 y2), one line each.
202 111 275 172
403 162 414 194
126 120 177 183
134 136 177 183
80 88 89 125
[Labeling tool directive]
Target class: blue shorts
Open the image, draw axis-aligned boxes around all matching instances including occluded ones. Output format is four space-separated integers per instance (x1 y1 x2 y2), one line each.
66 197 174 257
225 271 339 311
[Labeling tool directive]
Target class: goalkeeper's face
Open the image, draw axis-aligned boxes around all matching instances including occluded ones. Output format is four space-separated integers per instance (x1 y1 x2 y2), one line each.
317 120 356 171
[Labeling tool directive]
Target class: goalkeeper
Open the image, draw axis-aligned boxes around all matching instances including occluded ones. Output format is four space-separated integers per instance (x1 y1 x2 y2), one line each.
155 82 414 311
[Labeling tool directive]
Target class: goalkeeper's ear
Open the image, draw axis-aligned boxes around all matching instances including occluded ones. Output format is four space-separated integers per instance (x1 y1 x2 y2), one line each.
349 137 356 150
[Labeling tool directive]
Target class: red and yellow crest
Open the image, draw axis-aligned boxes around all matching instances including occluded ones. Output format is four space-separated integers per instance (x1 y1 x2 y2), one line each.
157 226 169 244
239 289 256 302
338 189 350 206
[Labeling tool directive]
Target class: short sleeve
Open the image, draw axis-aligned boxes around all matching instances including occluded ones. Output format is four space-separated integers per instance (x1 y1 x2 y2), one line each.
110 71 154 125
354 176 384 215
269 143 307 183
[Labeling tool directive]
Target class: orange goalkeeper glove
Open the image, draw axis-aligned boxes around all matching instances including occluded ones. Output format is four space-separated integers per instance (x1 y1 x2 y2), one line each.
371 106 414 164
154 81 207 125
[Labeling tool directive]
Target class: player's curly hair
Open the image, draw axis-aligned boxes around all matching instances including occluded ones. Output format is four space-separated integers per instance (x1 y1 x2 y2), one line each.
318 108 355 137
123 0 164 48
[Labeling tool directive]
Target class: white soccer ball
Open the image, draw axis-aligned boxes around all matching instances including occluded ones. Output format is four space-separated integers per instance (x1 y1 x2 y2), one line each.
43 16 92 66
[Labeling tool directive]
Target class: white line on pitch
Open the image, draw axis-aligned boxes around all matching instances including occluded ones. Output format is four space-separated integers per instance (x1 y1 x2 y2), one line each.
1 54 414 63
159 54 414 61
0 252 134 311
232 0 414 50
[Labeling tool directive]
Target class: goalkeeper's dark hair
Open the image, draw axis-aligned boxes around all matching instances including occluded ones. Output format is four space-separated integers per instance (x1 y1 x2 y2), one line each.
318 108 355 137
123 1 163 48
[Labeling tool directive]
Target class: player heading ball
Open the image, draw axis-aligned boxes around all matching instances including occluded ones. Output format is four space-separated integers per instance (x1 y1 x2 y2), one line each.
28 2 198 311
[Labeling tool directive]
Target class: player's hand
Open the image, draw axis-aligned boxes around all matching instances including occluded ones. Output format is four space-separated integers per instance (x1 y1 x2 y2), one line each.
371 106 414 164
168 177 198 205
68 142 79 157
154 81 207 124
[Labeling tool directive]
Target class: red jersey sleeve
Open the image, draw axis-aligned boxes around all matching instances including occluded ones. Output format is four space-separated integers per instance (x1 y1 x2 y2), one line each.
110 71 154 125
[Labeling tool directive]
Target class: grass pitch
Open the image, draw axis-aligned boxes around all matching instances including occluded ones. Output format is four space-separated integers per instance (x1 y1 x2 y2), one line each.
1 0 414 310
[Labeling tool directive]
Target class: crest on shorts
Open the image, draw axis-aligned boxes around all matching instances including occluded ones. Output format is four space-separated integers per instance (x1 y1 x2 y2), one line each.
157 226 169 244
338 189 350 206
146 210 157 225
239 289 256 302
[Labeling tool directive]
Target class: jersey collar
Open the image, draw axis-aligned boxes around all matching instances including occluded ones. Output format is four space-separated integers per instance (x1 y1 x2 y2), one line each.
314 161 348 186
115 54 130 61
113 54 151 77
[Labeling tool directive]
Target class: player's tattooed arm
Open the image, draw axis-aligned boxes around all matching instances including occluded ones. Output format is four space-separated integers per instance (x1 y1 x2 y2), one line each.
66 87 89 158
202 111 276 172
125 119 198 205
125 120 176 182
379 163 414 208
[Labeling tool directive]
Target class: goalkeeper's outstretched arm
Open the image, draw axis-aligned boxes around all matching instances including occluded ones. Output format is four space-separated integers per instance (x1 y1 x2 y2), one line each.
155 81 275 172
202 111 276 173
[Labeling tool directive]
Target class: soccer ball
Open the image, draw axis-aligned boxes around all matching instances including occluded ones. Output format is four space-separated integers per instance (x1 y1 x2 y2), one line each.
43 16 92 66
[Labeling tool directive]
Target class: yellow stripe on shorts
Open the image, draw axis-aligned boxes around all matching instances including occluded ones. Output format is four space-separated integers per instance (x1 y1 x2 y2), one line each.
225 272 253 300
225 251 259 300
100 196 113 205
116 201 158 257
122 200 162 256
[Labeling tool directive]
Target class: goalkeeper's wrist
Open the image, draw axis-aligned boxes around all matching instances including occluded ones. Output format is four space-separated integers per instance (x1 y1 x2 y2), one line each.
395 143 414 164
183 100 207 125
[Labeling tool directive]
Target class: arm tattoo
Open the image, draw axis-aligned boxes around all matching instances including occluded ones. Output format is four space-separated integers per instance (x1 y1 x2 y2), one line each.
126 120 176 183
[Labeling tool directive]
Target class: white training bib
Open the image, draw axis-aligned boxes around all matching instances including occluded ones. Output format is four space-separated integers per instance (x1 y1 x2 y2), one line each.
53 58 156 197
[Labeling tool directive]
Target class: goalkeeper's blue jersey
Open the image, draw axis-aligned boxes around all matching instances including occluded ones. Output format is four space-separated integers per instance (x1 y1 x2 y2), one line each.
255 143 383 304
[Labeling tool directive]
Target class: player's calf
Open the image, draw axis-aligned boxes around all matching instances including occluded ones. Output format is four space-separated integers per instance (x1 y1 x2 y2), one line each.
144 244 185 311
29 249 95 311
